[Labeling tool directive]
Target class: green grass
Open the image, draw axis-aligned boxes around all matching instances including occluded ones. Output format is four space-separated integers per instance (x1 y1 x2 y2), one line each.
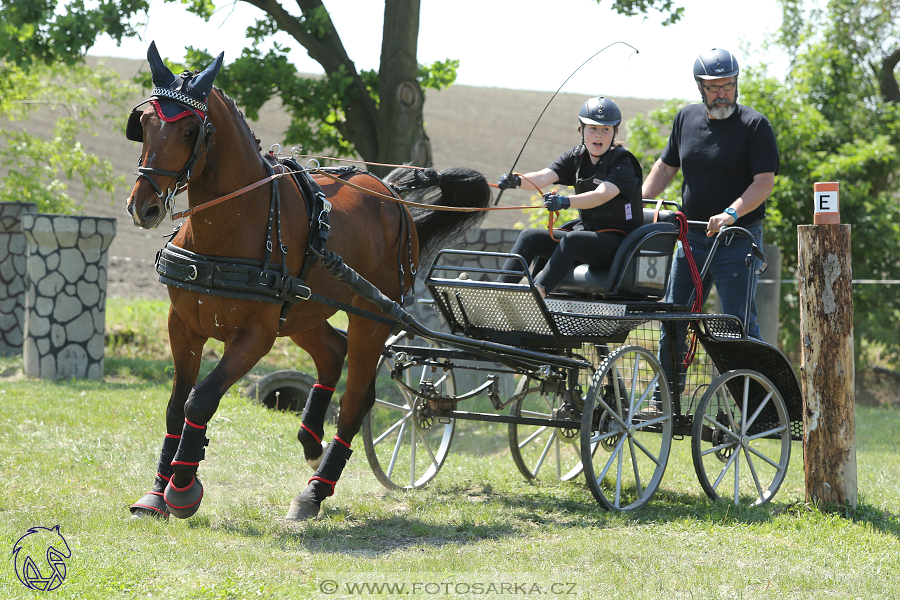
0 299 898 598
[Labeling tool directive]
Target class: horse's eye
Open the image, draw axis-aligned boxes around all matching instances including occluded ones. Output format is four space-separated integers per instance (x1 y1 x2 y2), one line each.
183 129 197 139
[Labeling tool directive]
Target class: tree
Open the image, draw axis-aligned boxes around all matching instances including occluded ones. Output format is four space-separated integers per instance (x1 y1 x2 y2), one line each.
626 0 900 368
1 0 683 174
0 60 136 213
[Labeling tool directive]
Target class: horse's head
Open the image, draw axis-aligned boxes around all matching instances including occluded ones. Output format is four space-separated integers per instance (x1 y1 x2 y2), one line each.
125 41 223 229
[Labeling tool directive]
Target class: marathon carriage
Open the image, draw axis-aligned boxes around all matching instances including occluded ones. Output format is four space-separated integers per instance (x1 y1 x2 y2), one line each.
125 42 800 520
362 204 802 511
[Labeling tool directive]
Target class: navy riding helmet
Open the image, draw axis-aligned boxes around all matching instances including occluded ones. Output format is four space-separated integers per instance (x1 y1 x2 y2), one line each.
693 48 740 81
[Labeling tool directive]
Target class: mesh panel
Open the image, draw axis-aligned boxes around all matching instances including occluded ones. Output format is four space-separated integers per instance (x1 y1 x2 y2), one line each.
544 299 626 316
430 284 555 335
704 317 744 340
552 314 652 338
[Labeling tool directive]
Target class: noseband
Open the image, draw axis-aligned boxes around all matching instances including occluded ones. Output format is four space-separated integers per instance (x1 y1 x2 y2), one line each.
127 88 216 217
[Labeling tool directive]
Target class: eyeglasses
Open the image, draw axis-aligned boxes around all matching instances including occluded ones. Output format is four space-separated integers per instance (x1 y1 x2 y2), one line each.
702 82 737 93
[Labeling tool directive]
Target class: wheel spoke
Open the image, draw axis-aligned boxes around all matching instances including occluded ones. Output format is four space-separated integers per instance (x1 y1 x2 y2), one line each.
702 413 741 442
518 425 550 449
747 424 788 442
372 412 412 446
631 437 661 466
744 390 773 431
373 397 411 411
532 431 556 478
745 440 788 469
710 444 741 492
386 420 409 479
413 425 439 469
742 445 767 502
628 437 644 498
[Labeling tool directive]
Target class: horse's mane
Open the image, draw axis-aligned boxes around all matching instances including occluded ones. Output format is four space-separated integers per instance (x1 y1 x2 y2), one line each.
213 87 262 153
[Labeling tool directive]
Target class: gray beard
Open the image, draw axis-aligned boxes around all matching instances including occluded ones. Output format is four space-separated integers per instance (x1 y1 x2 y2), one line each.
707 103 736 119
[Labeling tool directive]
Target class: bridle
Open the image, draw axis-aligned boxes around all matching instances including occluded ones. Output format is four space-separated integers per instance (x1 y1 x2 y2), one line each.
127 88 217 217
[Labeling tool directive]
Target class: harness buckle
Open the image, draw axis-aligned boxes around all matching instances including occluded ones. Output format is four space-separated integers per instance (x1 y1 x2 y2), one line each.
187 265 198 281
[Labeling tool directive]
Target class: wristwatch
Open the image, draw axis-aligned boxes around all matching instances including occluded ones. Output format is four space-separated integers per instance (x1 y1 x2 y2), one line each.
723 207 738 224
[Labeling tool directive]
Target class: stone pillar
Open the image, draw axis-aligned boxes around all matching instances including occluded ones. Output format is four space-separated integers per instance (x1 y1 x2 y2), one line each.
21 214 117 380
0 202 37 355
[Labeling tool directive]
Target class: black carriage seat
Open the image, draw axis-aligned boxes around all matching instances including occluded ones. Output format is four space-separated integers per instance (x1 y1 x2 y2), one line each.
554 208 679 299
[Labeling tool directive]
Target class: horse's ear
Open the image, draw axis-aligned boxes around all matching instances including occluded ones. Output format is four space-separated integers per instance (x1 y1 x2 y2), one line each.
188 52 224 102
147 41 176 89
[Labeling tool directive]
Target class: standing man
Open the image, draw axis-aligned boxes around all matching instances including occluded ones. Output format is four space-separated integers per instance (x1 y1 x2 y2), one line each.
642 48 779 399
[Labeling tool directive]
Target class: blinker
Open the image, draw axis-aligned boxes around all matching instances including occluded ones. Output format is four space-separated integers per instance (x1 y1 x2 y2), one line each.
126 109 143 143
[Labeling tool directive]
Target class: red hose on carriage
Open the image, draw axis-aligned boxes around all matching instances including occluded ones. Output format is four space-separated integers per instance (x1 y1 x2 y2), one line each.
676 212 704 367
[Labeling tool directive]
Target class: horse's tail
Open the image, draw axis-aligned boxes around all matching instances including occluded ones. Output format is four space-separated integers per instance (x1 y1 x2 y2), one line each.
384 166 491 265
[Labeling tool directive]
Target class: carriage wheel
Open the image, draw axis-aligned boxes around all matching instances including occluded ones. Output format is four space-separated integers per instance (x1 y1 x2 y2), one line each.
362 332 456 490
691 369 791 506
508 376 583 482
581 345 673 511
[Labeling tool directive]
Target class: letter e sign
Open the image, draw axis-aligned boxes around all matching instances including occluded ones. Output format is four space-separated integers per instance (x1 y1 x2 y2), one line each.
813 182 840 224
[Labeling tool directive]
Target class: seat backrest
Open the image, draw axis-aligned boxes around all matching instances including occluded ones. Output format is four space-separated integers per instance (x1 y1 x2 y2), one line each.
606 222 678 297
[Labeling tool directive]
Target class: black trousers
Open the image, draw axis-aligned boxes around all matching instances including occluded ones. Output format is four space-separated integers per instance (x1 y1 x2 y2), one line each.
499 228 624 293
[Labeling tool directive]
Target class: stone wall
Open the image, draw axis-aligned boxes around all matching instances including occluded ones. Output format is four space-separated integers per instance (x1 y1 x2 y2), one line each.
0 202 37 355
21 214 116 380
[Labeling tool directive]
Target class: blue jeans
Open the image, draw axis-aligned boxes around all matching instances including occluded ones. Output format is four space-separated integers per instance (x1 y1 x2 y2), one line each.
658 223 764 398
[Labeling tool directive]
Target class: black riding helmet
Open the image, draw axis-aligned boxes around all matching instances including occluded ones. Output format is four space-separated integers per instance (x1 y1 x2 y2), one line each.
693 48 740 81
578 96 621 152
578 96 622 127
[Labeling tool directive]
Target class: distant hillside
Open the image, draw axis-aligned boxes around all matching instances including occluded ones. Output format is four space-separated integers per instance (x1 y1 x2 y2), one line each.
0 57 668 297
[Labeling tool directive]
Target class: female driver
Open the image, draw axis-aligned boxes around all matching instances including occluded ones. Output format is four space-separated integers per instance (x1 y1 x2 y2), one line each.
496 96 643 297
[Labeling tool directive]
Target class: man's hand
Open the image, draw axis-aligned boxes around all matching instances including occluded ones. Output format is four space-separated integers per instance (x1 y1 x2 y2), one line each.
706 211 735 237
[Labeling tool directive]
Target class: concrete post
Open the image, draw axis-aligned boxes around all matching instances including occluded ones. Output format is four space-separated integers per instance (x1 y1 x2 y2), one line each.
21 214 117 380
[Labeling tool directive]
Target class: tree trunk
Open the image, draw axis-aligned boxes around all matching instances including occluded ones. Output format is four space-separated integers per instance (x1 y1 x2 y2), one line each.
375 0 431 175
878 45 900 104
797 224 857 508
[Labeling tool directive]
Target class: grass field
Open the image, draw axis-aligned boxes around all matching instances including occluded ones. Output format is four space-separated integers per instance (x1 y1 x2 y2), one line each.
1 299 898 599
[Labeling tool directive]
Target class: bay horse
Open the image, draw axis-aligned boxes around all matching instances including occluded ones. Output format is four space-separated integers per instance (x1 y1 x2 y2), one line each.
125 42 489 521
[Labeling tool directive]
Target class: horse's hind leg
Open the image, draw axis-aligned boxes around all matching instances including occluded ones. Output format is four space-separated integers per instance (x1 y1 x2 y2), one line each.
164 327 276 519
131 308 205 519
291 322 348 469
287 317 390 520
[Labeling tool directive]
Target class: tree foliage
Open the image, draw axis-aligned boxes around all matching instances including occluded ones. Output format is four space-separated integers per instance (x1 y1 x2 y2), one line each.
626 0 900 367
2 0 683 171
0 61 137 213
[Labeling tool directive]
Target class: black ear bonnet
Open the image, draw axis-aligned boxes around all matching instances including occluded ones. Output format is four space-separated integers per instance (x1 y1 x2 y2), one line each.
126 41 224 143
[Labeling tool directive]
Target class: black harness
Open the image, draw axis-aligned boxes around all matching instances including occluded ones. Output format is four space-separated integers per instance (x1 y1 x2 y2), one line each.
154 158 412 329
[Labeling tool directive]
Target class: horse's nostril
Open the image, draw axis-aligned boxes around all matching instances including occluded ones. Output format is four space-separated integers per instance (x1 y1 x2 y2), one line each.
144 206 160 224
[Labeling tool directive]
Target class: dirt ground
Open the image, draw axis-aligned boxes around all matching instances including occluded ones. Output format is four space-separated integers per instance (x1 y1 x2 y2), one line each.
2 57 668 301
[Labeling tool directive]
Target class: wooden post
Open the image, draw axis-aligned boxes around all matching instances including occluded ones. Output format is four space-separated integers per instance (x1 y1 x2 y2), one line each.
798 181 856 508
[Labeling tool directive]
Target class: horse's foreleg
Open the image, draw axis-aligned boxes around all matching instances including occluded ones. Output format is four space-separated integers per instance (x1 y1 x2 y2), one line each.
131 309 205 519
291 323 348 468
287 318 389 520
165 329 275 519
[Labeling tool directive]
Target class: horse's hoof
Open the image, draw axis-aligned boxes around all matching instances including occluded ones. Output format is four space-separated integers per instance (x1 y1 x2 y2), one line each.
305 441 329 470
130 492 169 520
286 495 320 521
164 476 204 519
